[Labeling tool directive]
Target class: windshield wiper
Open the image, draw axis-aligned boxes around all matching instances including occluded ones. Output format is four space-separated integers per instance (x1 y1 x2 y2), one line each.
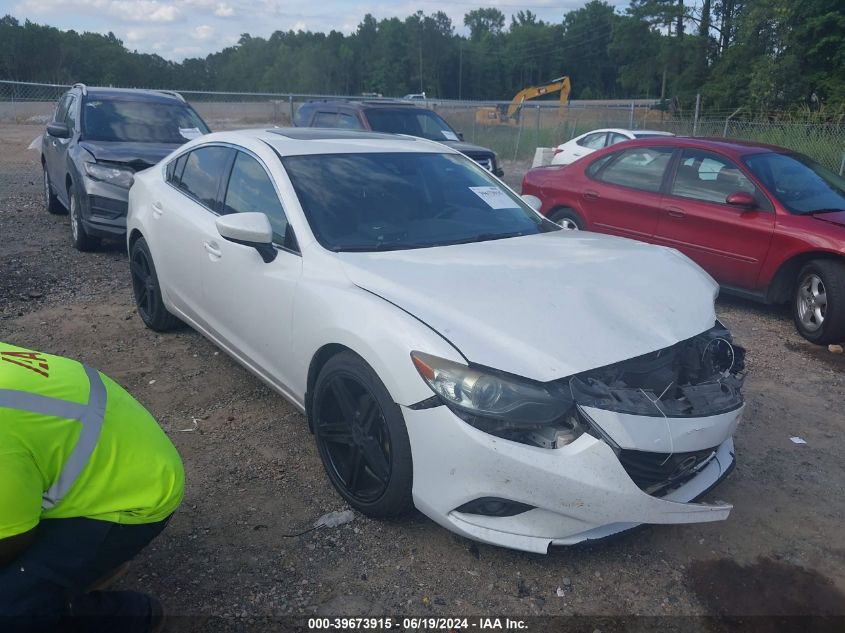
334 241 431 253
441 232 527 246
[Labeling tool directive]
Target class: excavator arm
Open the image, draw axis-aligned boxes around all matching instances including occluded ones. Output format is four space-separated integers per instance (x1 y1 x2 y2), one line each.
476 76 571 126
505 76 571 118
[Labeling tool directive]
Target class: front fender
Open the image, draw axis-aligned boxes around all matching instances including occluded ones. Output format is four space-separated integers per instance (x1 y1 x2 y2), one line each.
290 252 465 407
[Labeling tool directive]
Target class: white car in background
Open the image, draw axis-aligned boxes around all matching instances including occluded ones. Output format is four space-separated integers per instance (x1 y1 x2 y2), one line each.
127 128 745 553
551 128 675 165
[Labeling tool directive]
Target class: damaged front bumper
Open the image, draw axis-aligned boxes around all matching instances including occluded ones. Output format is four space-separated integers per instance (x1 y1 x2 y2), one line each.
404 405 737 553
404 324 746 553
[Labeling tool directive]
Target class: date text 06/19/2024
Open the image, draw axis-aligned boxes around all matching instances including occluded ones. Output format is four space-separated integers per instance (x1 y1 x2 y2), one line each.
307 617 528 630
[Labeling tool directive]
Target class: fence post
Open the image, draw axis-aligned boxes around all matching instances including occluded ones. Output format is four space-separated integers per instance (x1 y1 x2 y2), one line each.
692 93 701 137
11 81 18 123
513 108 524 161
535 104 541 147
628 101 635 128
288 94 294 125
722 107 743 137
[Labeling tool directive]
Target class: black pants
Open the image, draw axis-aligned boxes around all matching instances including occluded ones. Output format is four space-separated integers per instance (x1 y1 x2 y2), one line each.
0 516 170 632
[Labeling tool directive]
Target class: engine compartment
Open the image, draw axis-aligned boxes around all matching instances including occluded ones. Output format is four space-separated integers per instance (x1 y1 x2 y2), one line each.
456 324 746 451
568 323 746 418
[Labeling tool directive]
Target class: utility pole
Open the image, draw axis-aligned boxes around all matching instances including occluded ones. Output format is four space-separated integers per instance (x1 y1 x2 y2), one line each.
458 44 463 100
419 26 423 93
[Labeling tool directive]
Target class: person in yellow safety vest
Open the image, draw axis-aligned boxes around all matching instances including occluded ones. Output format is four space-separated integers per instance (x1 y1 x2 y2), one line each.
0 342 184 633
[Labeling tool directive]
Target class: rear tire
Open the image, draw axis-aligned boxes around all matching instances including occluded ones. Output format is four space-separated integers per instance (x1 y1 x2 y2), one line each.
130 237 181 332
68 184 100 251
792 260 845 345
311 351 413 518
548 207 584 231
43 165 65 215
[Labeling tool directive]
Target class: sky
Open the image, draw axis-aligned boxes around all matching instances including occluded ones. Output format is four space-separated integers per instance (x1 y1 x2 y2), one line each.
2 0 629 61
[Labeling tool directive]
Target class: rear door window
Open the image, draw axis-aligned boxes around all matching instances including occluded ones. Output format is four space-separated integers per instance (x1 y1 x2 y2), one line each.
313 112 338 127
337 113 362 129
595 147 674 192
607 132 629 146
577 132 608 149
177 146 232 209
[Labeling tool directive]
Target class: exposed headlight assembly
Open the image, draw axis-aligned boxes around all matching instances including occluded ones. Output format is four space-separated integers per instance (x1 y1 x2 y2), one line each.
84 161 134 188
411 351 572 426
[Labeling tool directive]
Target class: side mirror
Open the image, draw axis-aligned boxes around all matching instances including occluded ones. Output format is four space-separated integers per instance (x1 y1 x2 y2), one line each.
457 131 464 141
216 212 277 263
725 191 756 209
521 194 542 211
46 122 70 138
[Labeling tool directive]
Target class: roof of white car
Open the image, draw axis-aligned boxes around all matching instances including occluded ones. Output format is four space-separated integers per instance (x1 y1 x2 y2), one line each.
197 128 456 156
589 128 675 136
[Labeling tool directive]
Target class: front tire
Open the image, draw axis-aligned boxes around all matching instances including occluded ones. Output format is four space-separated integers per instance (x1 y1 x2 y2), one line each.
548 207 584 230
68 184 100 251
130 237 181 332
311 351 413 518
43 165 65 215
792 260 845 345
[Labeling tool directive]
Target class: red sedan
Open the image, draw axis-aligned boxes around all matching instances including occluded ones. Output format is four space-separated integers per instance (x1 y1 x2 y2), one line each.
522 137 845 344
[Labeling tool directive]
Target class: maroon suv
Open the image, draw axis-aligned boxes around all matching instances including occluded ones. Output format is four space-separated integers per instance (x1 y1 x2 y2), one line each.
522 137 845 344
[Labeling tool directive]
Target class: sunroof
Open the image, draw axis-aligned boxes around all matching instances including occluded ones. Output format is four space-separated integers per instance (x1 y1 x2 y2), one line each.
266 128 416 141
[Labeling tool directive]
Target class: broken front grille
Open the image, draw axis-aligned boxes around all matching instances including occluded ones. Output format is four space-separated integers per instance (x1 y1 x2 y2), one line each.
618 447 717 496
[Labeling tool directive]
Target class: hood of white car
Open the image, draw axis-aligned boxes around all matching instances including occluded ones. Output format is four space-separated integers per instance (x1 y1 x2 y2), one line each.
337 231 719 382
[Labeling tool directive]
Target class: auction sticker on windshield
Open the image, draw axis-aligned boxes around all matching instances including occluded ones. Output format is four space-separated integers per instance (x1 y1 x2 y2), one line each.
179 127 202 140
470 186 518 209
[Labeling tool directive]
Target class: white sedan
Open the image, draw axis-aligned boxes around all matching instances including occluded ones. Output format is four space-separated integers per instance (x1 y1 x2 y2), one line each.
127 128 745 553
551 128 675 165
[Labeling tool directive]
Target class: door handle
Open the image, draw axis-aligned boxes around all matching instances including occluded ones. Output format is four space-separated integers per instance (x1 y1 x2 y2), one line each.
203 241 222 258
665 207 686 218
583 190 599 200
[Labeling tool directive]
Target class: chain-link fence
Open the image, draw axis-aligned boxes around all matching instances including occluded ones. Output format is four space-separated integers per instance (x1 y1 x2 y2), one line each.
3 80 844 173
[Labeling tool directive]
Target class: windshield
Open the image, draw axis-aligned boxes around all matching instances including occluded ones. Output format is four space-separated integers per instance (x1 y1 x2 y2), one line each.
82 99 210 143
364 109 460 142
743 152 845 215
282 152 556 252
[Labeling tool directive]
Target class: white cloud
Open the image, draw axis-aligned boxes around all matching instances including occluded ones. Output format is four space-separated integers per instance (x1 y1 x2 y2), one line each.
214 3 234 17
109 0 180 22
192 24 214 39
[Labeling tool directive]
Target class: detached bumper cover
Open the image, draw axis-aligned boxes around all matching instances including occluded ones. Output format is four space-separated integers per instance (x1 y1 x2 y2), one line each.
404 404 737 554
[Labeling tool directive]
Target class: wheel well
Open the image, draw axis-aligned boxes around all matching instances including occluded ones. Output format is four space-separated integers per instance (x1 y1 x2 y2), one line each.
128 229 143 252
305 343 352 432
767 251 845 303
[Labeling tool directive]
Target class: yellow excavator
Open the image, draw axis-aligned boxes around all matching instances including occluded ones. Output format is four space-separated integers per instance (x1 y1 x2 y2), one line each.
476 76 572 126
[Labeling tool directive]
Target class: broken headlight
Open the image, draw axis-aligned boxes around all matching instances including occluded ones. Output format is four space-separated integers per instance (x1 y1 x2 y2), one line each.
84 161 134 189
411 351 572 426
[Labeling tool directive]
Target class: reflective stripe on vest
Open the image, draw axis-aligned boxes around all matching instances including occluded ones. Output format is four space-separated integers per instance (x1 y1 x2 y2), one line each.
0 365 107 510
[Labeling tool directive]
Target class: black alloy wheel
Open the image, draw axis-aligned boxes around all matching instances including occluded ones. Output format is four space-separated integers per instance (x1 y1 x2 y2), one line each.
312 352 413 517
130 237 181 332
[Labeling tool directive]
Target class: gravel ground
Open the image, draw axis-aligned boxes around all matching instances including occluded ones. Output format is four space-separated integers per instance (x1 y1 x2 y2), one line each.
2 123 844 631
